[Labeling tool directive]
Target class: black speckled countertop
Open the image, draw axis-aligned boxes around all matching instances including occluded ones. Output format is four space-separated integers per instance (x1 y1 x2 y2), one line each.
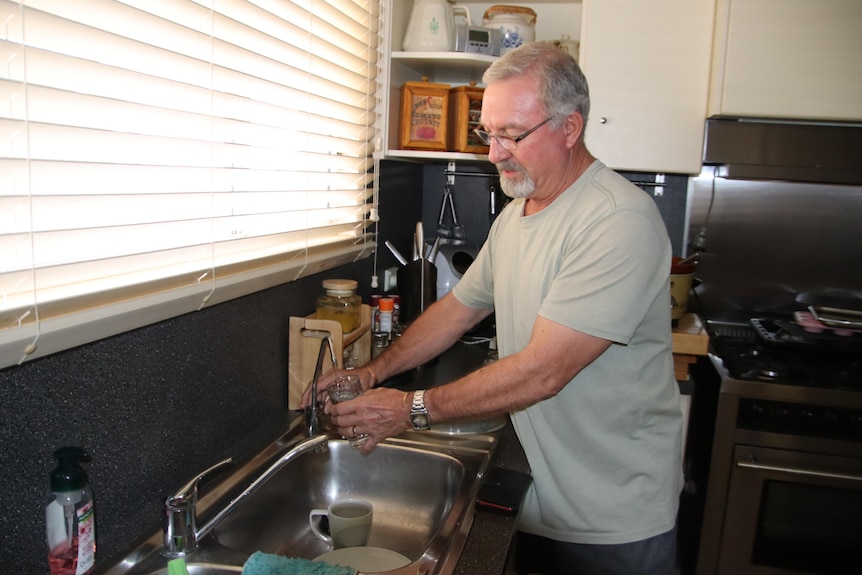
380 337 531 575
453 422 528 575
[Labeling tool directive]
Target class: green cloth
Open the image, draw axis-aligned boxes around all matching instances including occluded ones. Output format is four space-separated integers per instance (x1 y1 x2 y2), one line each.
242 551 354 575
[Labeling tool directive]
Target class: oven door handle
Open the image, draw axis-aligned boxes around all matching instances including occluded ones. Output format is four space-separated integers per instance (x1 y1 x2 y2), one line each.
737 460 862 483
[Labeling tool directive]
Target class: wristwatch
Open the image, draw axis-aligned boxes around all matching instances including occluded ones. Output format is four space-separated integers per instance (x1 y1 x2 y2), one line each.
409 390 431 430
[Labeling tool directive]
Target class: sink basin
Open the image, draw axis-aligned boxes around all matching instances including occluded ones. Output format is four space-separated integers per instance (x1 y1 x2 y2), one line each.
212 438 474 562
103 418 497 575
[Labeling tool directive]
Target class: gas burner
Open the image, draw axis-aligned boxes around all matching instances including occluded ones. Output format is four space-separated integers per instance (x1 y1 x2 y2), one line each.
739 347 763 360
740 368 783 382
737 365 817 387
713 338 856 390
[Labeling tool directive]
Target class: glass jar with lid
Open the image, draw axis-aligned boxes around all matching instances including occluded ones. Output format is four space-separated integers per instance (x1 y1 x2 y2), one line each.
316 279 361 333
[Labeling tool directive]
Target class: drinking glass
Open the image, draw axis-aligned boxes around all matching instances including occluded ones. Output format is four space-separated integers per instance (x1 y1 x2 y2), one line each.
327 372 369 448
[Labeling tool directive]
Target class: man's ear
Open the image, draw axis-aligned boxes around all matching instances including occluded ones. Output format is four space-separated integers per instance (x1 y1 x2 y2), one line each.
565 112 585 147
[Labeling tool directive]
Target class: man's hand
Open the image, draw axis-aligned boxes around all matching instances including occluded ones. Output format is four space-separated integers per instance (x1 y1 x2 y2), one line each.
329 387 411 454
299 365 376 412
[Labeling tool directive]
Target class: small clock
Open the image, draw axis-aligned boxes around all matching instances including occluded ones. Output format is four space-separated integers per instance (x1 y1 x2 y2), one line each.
454 24 501 56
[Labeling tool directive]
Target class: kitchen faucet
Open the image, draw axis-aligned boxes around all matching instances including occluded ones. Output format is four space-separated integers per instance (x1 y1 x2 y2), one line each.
162 433 328 557
161 330 338 556
301 329 339 439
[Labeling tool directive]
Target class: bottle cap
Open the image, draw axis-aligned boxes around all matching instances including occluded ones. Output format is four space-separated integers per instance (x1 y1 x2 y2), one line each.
379 297 394 311
51 447 91 492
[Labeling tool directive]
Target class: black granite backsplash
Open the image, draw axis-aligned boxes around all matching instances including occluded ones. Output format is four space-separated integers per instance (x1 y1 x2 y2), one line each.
0 262 373 573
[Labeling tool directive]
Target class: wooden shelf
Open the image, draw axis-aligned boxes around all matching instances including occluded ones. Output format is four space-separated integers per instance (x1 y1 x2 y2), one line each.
384 149 488 162
390 51 498 82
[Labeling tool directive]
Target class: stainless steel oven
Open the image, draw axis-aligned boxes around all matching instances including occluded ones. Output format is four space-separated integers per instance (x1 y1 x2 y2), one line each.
696 319 862 575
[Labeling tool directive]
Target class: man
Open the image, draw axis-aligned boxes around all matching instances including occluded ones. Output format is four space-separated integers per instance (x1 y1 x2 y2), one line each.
303 42 682 575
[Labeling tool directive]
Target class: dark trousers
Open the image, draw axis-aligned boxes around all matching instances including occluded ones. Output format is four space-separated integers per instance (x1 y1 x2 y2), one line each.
515 526 678 575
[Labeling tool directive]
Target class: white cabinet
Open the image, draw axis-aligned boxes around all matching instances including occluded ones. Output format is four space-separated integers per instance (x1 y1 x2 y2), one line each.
578 0 715 174
708 0 862 121
378 1 582 162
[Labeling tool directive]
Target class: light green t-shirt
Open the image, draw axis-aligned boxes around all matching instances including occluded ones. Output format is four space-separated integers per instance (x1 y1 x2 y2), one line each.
453 161 683 545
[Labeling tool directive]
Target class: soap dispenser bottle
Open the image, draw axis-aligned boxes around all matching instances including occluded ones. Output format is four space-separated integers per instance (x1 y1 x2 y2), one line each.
46 447 96 575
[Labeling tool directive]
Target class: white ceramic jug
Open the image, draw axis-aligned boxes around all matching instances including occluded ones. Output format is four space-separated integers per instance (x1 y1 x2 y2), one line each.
402 0 470 52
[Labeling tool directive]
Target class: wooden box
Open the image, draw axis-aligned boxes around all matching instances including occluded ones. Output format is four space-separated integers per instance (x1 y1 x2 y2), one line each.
448 84 489 154
399 78 450 151
287 305 371 409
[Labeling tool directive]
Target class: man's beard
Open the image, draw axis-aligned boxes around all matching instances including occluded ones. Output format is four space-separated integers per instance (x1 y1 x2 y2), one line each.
496 161 535 199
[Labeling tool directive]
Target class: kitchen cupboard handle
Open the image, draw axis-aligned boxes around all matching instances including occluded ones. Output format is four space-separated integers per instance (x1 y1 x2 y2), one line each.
599 117 607 124
737 460 862 483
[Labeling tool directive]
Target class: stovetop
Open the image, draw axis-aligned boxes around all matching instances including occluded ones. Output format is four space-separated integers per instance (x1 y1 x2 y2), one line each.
708 318 862 393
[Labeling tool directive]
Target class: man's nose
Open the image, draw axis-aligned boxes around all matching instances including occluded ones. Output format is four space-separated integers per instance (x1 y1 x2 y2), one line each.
486 137 511 164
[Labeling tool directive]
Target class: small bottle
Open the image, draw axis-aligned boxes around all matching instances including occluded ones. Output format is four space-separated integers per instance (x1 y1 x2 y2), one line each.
316 279 361 333
378 297 394 338
46 447 96 575
342 344 359 369
369 294 382 333
371 332 389 358
390 294 401 329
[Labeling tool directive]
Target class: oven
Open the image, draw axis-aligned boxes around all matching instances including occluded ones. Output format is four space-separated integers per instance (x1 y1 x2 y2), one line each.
695 318 862 575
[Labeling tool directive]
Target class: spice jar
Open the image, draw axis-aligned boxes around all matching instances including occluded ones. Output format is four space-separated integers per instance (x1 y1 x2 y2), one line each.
369 294 382 332
377 297 395 337
371 332 389 359
316 279 361 333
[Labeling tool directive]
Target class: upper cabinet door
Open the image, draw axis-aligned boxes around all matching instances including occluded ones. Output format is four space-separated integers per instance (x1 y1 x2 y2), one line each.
710 0 862 121
579 0 715 174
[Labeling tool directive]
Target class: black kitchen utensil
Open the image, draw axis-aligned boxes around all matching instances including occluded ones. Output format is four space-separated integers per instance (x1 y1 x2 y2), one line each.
437 184 466 240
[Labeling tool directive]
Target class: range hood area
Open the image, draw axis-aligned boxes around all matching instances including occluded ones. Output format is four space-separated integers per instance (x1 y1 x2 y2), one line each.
703 116 862 186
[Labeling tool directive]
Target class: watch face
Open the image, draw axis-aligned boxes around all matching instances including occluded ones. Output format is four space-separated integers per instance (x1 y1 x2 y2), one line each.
410 412 431 430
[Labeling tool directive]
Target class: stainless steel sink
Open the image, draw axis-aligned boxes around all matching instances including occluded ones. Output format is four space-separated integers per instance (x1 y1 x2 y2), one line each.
213 438 469 561
102 417 498 575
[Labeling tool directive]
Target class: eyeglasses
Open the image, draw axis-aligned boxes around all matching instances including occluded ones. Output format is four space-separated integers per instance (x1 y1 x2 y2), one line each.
473 117 553 150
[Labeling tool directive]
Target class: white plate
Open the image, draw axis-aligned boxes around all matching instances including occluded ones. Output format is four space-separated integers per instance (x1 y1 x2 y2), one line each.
314 546 410 573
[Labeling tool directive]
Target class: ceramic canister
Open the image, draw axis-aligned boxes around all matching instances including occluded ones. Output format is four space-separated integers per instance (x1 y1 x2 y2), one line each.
482 5 537 54
403 0 458 52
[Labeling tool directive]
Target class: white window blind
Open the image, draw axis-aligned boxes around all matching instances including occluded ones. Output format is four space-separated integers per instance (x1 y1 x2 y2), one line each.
0 0 381 369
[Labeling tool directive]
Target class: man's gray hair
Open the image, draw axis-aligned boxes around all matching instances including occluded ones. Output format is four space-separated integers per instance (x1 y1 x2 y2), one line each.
482 42 590 129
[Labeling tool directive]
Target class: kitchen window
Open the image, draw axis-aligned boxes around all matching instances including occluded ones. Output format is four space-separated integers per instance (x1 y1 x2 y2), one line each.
0 0 381 369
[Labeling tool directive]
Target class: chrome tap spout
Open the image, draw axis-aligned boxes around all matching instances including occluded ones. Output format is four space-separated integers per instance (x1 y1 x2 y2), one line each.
301 329 339 438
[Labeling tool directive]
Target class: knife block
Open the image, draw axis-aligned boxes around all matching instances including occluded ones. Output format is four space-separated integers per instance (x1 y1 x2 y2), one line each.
288 305 371 409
